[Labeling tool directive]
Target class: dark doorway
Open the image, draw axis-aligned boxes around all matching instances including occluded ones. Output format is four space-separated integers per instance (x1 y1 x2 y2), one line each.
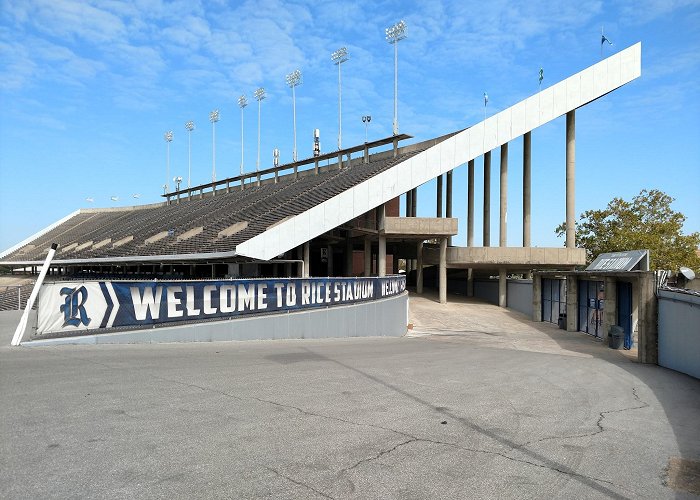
617 281 633 349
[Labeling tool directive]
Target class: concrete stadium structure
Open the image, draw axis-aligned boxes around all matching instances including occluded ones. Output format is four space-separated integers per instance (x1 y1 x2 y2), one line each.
1 43 642 311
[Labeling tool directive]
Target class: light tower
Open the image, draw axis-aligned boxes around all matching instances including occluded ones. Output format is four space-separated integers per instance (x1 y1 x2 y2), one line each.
331 47 349 150
238 94 248 177
209 109 219 183
385 20 407 136
254 88 266 174
362 115 372 143
164 131 173 193
185 121 194 188
285 69 302 162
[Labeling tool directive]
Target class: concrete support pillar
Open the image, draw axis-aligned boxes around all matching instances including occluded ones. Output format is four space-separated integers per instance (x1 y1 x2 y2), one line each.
566 111 576 249
378 235 386 277
523 131 531 247
345 236 353 277
483 151 491 247
499 143 508 247
416 241 424 294
446 170 453 246
439 238 447 304
467 159 474 247
498 269 507 308
467 269 474 298
566 275 578 332
436 174 443 217
303 242 310 278
603 277 617 341
411 188 417 216
406 191 412 218
532 273 542 322
363 238 371 277
639 273 659 364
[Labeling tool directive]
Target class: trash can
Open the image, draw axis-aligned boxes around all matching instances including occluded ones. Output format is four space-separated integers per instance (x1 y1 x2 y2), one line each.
557 313 567 330
608 325 624 349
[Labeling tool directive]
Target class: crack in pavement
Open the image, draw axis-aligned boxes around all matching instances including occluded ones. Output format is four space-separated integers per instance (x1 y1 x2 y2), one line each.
265 466 335 499
516 386 651 450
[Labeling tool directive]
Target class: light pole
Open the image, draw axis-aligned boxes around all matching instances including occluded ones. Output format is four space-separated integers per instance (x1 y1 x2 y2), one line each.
174 175 182 202
362 115 372 143
286 69 302 162
164 131 173 193
238 95 247 177
386 20 407 136
209 109 219 183
185 121 194 188
254 88 266 174
331 47 348 150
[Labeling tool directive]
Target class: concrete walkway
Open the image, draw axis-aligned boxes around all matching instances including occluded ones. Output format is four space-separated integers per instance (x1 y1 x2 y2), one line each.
1 293 699 499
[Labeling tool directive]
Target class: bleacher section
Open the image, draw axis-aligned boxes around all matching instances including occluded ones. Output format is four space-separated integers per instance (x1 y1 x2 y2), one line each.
1 151 421 264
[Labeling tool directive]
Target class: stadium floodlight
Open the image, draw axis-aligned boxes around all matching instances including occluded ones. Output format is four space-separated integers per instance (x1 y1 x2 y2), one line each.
86 197 94 203
385 20 407 136
173 176 183 192
238 94 248 177
164 131 173 193
185 121 195 188
285 69 302 162
362 115 372 143
254 88 266 173
331 47 349 150
209 109 219 183
132 193 141 199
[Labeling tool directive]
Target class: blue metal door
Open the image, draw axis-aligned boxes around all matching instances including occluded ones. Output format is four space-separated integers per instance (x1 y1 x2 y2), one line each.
578 280 604 337
617 281 633 349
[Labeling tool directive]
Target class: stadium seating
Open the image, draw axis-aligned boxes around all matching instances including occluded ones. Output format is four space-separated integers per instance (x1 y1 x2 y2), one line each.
1 150 421 263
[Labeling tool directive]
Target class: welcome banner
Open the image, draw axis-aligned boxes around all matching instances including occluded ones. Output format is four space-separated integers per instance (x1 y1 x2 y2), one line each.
37 276 406 336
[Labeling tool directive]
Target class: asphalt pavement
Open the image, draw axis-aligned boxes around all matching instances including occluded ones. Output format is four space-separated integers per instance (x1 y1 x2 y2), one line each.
1 294 699 499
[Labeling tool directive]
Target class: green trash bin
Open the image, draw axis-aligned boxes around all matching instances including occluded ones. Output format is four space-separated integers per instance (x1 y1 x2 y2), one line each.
609 325 624 349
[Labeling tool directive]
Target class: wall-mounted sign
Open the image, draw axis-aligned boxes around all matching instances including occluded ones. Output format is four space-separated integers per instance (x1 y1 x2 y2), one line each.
586 250 649 272
37 276 406 336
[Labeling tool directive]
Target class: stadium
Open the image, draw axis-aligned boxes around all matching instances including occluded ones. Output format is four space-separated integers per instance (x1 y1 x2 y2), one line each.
0 43 646 347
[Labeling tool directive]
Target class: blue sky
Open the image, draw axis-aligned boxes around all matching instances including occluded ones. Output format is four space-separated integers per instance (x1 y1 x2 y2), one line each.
1 0 699 253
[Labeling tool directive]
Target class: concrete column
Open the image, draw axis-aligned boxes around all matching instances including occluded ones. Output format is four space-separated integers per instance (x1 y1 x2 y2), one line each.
523 131 531 247
603 277 617 341
345 236 353 277
446 170 453 246
499 143 508 247
566 275 578 332
467 159 474 246
566 111 576 249
406 191 412 218
467 269 474 297
498 268 507 308
483 151 491 247
439 238 447 304
416 241 424 294
411 188 417 217
436 174 443 217
639 273 658 364
378 235 386 277
363 238 371 277
303 242 310 278
532 273 542 322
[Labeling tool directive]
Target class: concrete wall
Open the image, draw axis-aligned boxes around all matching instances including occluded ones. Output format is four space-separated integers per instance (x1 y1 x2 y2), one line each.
20 292 408 346
658 289 700 379
507 280 533 317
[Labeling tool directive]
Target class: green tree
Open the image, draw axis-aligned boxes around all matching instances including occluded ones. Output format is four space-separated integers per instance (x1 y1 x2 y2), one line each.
556 189 700 272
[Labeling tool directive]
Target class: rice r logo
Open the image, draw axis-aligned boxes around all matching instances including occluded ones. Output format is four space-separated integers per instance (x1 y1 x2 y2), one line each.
59 286 91 327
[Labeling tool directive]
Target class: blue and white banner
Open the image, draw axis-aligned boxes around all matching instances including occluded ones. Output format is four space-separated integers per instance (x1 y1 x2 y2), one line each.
37 276 406 336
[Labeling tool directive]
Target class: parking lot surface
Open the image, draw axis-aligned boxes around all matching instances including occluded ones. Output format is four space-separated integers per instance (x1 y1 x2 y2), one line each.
1 294 699 499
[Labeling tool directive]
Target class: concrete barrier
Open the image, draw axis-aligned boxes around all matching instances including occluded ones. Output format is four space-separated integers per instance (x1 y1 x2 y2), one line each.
20 292 408 346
